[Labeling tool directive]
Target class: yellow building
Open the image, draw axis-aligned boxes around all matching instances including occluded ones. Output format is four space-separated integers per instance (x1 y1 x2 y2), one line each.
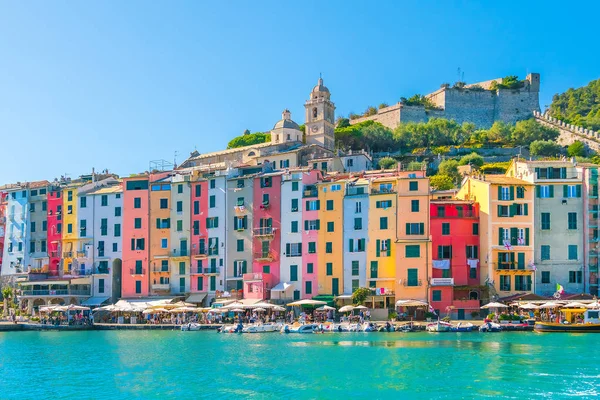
317 179 345 296
61 183 82 274
393 170 431 302
457 175 535 298
366 175 397 300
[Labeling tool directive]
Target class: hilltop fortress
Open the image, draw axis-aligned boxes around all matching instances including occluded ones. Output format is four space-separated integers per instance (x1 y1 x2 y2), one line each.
350 73 541 129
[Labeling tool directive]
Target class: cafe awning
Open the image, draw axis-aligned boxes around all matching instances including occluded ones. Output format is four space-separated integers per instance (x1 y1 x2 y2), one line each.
186 293 207 304
271 282 293 292
81 296 110 306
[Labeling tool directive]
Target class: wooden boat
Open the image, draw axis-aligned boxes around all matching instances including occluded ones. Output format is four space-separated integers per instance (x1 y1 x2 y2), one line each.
534 309 600 333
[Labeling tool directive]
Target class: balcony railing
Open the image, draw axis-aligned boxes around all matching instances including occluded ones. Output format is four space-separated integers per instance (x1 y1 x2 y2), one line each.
63 251 73 258
130 268 146 275
431 278 454 286
152 266 170 273
192 249 208 259
152 283 170 291
371 187 396 195
253 251 274 261
172 249 189 257
345 187 368 196
402 279 423 287
76 251 87 258
21 289 91 296
68 268 93 276
303 188 318 198
493 263 534 271
49 251 59 258
253 227 276 237
203 268 219 275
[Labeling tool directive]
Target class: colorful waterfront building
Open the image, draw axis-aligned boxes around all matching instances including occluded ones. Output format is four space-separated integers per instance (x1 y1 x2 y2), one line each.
343 178 370 295
246 172 281 300
189 177 209 302
457 174 535 299
205 174 227 301
226 173 254 297
27 181 49 273
317 178 345 297
429 200 481 318
170 172 192 297
47 184 63 276
148 174 173 296
394 170 431 305
121 175 150 298
0 191 7 274
61 181 85 275
580 164 600 296
1 184 29 275
301 171 321 299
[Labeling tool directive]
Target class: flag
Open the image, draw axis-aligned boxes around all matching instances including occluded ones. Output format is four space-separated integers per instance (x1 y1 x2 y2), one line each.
556 283 565 294
428 305 437 315
503 240 512 250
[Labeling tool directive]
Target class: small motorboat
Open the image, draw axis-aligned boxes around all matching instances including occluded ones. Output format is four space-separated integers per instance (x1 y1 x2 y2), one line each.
361 322 377 332
242 322 282 333
378 322 395 332
218 322 244 333
426 321 452 332
281 323 318 333
479 322 502 332
450 322 474 332
397 323 416 332
181 323 201 331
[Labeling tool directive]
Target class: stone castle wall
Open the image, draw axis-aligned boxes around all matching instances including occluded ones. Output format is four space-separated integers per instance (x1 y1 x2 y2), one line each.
533 111 600 152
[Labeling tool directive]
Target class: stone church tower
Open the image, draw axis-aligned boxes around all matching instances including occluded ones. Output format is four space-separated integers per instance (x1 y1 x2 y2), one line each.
305 77 336 151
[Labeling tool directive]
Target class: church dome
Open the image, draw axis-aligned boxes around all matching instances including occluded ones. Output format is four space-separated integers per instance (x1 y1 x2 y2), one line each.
273 109 301 130
312 77 329 94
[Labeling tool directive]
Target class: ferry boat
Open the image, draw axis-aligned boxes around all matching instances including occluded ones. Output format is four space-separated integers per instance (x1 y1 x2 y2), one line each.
534 309 600 333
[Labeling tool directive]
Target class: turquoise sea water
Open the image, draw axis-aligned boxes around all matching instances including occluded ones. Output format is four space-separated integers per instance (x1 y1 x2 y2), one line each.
1 330 599 399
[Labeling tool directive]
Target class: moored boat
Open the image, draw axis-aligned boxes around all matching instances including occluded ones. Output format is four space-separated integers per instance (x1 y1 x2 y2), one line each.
479 322 502 332
450 322 474 332
426 321 452 332
242 322 282 333
281 323 318 333
534 309 600 333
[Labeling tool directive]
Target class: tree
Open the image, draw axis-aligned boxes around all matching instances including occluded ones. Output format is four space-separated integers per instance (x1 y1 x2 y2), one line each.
243 129 251 135
378 103 389 109
407 161 424 171
378 156 397 170
550 78 600 130
227 132 271 149
438 159 460 182
487 121 512 143
459 152 484 168
529 140 562 157
430 175 455 190
336 117 350 128
2 287 12 317
352 287 372 305
512 119 559 145
364 106 378 117
567 141 587 157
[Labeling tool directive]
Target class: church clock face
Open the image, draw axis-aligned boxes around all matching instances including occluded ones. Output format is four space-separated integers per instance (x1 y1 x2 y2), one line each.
311 125 318 133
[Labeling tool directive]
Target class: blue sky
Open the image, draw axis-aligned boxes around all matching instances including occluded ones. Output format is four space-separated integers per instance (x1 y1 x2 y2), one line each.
0 1 598 183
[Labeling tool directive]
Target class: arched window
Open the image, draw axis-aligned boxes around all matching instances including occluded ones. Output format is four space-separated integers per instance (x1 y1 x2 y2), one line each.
469 291 479 300
313 107 318 119
247 151 256 157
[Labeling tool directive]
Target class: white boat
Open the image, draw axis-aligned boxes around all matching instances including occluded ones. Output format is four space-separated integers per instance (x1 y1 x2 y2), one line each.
426 321 452 332
479 322 502 332
281 323 318 333
242 322 282 333
181 323 202 331
219 324 242 333
450 322 474 332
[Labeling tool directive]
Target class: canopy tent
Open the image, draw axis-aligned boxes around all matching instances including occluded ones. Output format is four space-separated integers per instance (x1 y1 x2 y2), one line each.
586 301 600 309
271 282 293 293
480 302 508 309
248 302 276 309
253 308 267 312
287 299 327 307
538 301 563 309
169 306 199 313
272 306 286 312
563 302 588 308
185 293 207 304
395 299 428 307
81 297 110 307
55 305 90 312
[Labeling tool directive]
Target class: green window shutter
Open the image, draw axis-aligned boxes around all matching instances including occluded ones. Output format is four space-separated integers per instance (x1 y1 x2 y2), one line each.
286 243 290 255
243 216 248 228
499 228 503 246
498 253 502 264
535 167 540 177
525 228 530 245
376 239 381 257
316 200 320 210
524 203 528 216
509 186 514 200
518 253 525 269
536 186 541 198
349 239 353 252
304 220 309 231
386 239 391 256
405 223 410 234
316 220 320 230
305 201 309 211
510 252 515 263
233 216 237 227
437 246 442 259
419 223 424 235
497 186 502 200
156 218 160 229
510 227 518 245
563 185 568 198
509 204 515 217
549 185 554 198
214 218 218 228
576 185 582 198
561 167 566 178
497 205 502 217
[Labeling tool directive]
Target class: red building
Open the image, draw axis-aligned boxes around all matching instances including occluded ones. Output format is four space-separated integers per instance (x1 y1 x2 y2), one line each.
46 185 62 276
190 179 209 294
429 200 481 319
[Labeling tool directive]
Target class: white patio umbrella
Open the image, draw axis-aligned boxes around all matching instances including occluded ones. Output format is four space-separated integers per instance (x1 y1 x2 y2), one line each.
538 301 562 309
480 302 508 309
230 308 245 313
316 305 336 311
563 302 587 308
95 304 118 312
518 303 538 310
250 302 275 309
287 299 327 307
143 308 167 314
220 302 245 310
354 305 368 310
395 299 429 307
253 308 267 312
586 301 600 309
339 305 355 313
169 306 198 313
272 306 286 312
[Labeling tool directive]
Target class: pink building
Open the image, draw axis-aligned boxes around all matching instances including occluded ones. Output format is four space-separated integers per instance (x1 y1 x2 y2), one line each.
121 176 150 298
46 186 62 276
301 172 320 299
190 179 209 294
244 173 282 300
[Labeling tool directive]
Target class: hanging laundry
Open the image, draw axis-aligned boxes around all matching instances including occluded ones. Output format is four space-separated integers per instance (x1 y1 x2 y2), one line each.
432 259 450 269
467 259 479 269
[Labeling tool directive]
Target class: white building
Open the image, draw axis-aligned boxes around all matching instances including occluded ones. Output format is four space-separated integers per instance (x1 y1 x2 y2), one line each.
343 179 370 294
170 172 192 295
206 173 227 303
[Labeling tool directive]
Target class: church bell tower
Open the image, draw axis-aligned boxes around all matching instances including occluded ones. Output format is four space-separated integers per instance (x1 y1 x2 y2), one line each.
305 76 335 151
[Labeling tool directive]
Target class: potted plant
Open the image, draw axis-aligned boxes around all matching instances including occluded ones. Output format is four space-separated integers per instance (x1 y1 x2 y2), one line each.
424 311 435 322
498 314 511 324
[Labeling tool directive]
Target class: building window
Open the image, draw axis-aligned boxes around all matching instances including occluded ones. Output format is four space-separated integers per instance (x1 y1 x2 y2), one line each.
499 275 511 291
409 181 418 191
290 265 298 282
308 242 316 254
380 217 388 230
305 281 312 294
541 245 550 261
406 223 424 235
135 281 142 294
407 269 418 286
209 195 216 208
541 213 551 230
499 186 511 201
437 245 452 259
355 201 362 213
565 185 581 198
327 222 334 232
568 245 578 260
472 223 479 235
195 185 201 197
441 223 450 235
291 199 298 212
159 198 168 209
326 242 333 253
115 207 122 217
291 221 298 233
134 198 141 208
354 218 362 230
210 179 216 189
352 261 359 276
161 238 168 249
326 263 333 276
370 261 378 279
206 217 219 229
100 219 107 236
80 197 87 208
291 181 299 191
541 271 550 284
498 205 510 217
193 201 200 215
326 200 334 211
376 200 392 209
568 212 577 230
538 185 552 199
286 243 302 257
411 199 419 212
405 245 420 258
307 263 314 274
67 224 73 234
306 200 320 211
466 245 478 259
237 239 244 252
101 195 108 206
569 271 583 284
134 218 142 229
516 186 525 199
432 290 442 302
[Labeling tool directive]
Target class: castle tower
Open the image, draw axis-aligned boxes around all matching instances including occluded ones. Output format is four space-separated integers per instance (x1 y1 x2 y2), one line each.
305 77 336 151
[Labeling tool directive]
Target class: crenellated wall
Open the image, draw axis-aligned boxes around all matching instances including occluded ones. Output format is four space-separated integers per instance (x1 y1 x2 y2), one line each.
533 110 600 152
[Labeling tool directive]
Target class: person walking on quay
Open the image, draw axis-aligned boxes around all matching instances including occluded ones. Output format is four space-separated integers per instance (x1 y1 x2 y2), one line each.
365 310 371 321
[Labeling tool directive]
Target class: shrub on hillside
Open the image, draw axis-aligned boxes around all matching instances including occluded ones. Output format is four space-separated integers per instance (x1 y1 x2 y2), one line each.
530 140 562 157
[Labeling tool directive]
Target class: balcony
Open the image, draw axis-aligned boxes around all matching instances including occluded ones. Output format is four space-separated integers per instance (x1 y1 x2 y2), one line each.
49 251 59 258
203 268 219 275
152 283 170 291
152 266 170 273
69 268 93 277
171 248 189 259
234 205 247 214
243 272 269 282
130 268 146 275
493 263 534 272
20 289 91 296
76 251 87 258
259 201 270 210
402 279 423 287
303 187 318 198
345 186 368 196
94 267 110 274
254 251 274 262
431 278 454 286
192 249 208 260
371 187 396 195
63 251 73 258
253 227 276 238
